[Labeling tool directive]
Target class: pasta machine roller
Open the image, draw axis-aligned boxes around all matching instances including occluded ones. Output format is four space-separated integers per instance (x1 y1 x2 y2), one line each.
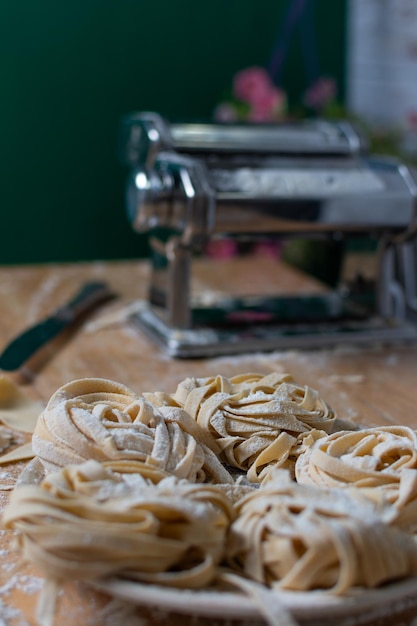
119 111 417 357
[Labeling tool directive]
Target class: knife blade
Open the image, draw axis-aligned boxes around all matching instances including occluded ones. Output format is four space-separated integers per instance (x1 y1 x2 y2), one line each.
0 281 115 382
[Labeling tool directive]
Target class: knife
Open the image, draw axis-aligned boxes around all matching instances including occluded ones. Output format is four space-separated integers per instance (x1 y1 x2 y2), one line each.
0 281 115 382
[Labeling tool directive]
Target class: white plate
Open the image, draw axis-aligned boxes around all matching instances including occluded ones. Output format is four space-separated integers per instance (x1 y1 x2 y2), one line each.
92 575 417 624
22 459 417 625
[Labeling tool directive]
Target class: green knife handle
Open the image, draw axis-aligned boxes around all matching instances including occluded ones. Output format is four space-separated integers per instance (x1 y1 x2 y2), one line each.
0 281 116 380
55 282 115 322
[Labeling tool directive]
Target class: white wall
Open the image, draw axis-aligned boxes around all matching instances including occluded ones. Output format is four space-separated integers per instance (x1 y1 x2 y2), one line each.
347 0 417 131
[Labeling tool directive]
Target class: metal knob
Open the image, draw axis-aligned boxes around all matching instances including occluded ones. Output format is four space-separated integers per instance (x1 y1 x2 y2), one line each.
126 153 215 242
126 165 175 231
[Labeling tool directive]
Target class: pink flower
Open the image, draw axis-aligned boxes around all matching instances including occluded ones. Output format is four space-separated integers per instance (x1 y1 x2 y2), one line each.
232 66 286 122
233 66 274 105
252 239 282 258
247 88 287 122
205 238 237 259
303 77 337 111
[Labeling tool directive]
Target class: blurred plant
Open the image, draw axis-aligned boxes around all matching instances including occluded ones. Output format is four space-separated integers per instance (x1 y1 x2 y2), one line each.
302 76 337 113
214 66 287 123
213 67 340 123
210 0 417 272
213 0 346 124
349 112 417 166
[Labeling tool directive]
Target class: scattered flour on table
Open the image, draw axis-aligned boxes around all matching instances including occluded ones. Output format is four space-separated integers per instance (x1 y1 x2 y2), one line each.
385 353 399 366
0 573 43 596
25 274 62 323
0 598 31 626
326 374 364 384
0 491 9 514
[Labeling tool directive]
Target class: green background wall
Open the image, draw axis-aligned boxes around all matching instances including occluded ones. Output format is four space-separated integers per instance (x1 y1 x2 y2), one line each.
0 0 346 264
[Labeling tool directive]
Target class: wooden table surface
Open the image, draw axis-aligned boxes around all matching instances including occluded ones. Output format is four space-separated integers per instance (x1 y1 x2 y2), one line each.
0 256 416 626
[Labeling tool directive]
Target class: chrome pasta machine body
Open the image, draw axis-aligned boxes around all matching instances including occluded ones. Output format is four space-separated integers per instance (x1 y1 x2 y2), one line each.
119 111 417 357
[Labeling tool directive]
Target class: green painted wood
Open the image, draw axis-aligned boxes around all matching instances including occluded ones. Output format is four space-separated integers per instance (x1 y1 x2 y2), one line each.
0 1 346 264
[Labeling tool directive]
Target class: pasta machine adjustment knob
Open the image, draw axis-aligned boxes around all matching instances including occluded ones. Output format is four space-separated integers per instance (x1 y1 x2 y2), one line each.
126 165 175 232
127 153 215 243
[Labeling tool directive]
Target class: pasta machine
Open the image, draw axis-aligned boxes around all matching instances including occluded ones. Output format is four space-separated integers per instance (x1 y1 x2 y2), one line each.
119 111 417 357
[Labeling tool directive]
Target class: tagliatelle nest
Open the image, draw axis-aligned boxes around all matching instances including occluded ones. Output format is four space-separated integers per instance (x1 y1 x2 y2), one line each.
3 459 235 588
227 472 417 594
32 378 233 484
6 371 417 626
295 425 417 532
147 372 336 482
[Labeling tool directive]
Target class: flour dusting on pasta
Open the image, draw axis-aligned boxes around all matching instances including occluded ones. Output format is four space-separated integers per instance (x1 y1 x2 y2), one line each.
3 373 417 626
